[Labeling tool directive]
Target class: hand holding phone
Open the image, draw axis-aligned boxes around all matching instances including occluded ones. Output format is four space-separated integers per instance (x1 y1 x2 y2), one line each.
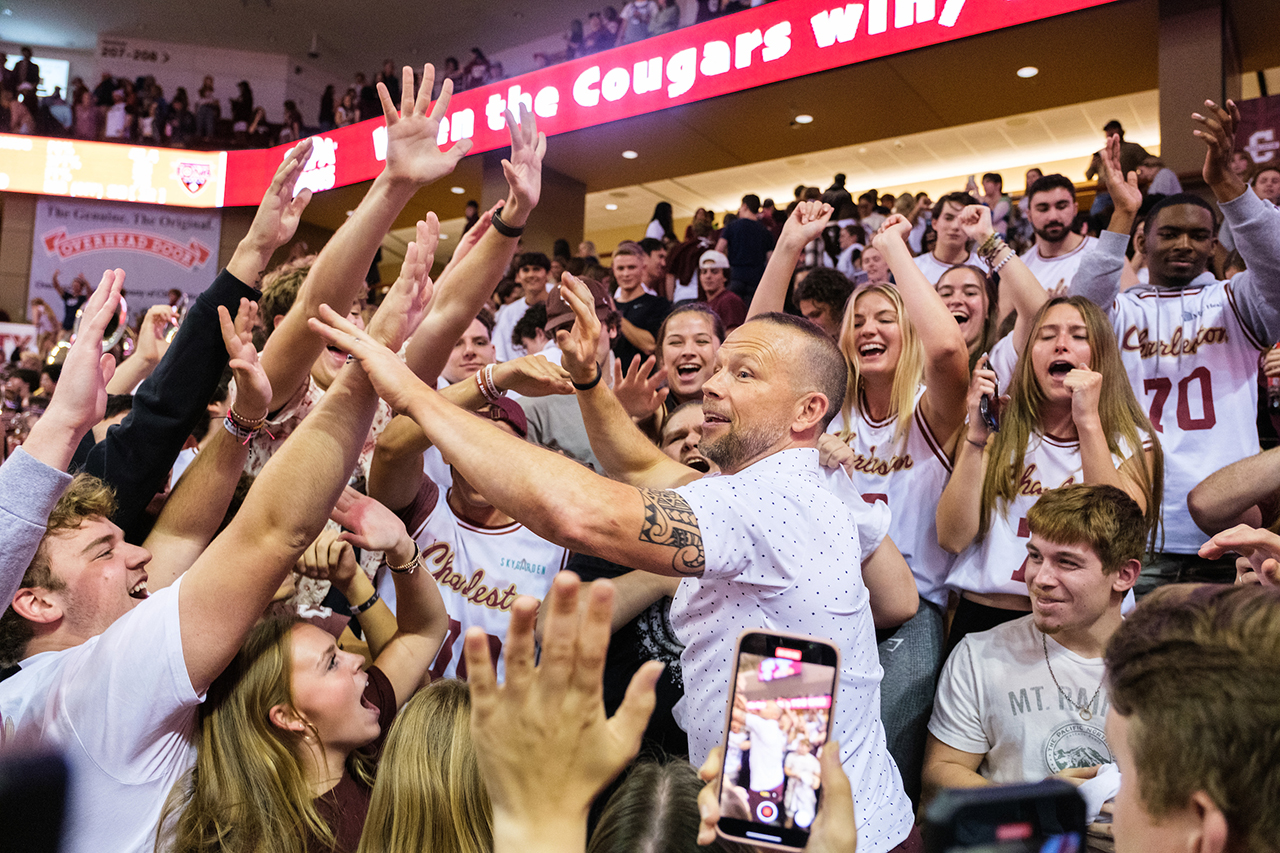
697 740 857 853
714 630 841 851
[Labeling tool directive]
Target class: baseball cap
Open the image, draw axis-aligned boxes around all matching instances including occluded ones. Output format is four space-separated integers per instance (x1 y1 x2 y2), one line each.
699 250 730 270
482 397 528 438
544 276 615 334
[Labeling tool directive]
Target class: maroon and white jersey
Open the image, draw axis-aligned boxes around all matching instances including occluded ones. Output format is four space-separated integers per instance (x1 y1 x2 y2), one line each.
1106 281 1264 553
381 478 568 680
828 389 954 607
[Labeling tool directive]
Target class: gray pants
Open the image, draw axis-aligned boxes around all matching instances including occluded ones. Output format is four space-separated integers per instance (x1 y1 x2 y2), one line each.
877 599 945 809
1135 551 1237 599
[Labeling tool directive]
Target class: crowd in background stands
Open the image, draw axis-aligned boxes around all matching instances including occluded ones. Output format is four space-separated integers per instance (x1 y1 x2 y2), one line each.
2 1 773 146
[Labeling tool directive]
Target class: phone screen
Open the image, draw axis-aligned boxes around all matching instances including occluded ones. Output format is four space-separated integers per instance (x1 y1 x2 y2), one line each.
718 632 839 850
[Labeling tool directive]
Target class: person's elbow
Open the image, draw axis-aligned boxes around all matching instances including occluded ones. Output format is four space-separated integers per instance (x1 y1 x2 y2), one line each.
872 586 918 629
937 523 974 556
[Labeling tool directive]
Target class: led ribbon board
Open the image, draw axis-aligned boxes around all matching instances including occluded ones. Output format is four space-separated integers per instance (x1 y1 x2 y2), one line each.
3 0 1121 207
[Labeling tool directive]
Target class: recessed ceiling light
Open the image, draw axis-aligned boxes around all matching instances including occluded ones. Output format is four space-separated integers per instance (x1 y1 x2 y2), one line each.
1017 66 1039 78
438 233 450 239
2 8 13 15
621 150 638 159
605 203 618 210
450 186 465 194
794 114 814 124
858 147 868 155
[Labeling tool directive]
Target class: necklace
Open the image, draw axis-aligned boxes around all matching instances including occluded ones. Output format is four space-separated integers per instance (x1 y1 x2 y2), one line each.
1041 632 1104 721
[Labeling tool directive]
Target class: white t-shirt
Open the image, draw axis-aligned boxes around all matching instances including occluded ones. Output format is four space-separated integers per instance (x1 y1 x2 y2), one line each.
913 249 984 285
744 713 788 791
946 434 1142 597
0 577 202 853
1105 281 1266 552
381 479 567 681
492 297 533 363
828 391 955 607
670 448 914 853
1020 236 1098 293
929 615 1113 783
785 751 822 825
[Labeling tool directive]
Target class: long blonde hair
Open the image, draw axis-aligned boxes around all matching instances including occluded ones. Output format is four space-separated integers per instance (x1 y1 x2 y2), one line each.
356 679 492 853
159 617 376 853
978 297 1163 548
837 284 925 446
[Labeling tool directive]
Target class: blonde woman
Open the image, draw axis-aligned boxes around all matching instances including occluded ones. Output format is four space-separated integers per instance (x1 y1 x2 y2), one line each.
356 679 492 853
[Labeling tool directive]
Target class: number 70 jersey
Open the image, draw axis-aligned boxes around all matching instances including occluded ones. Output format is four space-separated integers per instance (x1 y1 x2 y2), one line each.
1108 280 1264 553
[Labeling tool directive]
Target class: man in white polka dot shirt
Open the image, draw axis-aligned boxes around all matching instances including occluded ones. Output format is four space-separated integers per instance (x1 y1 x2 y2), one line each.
315 274 920 852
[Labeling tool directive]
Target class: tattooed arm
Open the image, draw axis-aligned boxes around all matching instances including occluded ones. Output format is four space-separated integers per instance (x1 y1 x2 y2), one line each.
637 488 705 576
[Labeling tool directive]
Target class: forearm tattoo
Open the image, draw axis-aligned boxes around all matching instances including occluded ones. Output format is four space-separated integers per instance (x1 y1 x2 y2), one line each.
638 489 705 576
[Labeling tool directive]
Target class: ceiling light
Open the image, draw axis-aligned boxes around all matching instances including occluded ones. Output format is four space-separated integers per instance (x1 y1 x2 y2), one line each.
621 150 638 159
794 114 814 124
1016 66 1039 78
605 203 618 210
450 186 465 194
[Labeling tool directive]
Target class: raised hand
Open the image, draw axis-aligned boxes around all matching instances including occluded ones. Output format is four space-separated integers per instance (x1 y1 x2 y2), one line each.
133 304 175 365
873 212 916 248
1193 99 1247 202
612 355 668 420
501 105 547 222
468 573 661 849
230 139 313 285
1063 364 1103 428
308 304 428 415
439 200 500 280
381 64 473 188
955 204 995 244
778 200 834 251
295 528 361 589
220 298 271 420
552 273 604 386
35 269 123 443
492 354 574 398
1099 133 1142 219
331 484 416 559
367 216 438 351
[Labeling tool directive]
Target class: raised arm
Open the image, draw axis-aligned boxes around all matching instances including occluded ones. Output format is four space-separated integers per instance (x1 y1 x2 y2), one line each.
104 304 173 394
331 486 448 704
1197 99 1280 343
176 242 434 694
1068 135 1140 309
143 299 270 589
404 105 545 384
1187 446 1280 534
2 271 121 606
261 64 471 410
937 359 998 553
957 204 1049 356
747 201 833 319
873 214 969 439
556 274 700 489
81 149 310 541
311 305 709 578
1066 366 1152 512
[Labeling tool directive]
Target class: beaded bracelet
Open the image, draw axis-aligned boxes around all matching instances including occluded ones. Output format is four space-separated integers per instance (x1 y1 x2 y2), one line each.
385 541 421 575
990 250 1014 275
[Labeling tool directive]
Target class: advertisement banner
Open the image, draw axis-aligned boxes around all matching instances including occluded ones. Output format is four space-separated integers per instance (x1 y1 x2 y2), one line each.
1236 94 1280 167
29 198 222 328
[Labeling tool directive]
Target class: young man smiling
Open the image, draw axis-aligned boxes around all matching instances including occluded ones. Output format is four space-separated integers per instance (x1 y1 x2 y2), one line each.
925 485 1142 796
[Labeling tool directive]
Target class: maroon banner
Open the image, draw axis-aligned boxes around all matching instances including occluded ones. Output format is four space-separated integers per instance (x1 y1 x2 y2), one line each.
1236 93 1280 168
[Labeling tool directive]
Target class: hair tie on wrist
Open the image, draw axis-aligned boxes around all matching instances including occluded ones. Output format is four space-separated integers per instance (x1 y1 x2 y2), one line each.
572 363 603 392
351 591 381 614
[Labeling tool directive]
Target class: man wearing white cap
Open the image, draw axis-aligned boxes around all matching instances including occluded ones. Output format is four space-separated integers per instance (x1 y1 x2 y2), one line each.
698 249 747 333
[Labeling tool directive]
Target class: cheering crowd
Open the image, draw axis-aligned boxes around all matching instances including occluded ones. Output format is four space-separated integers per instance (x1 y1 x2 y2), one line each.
0 64 1278 853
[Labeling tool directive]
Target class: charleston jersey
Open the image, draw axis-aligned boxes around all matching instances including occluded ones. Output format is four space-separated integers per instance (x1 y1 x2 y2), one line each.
829 391 954 607
382 478 568 680
946 433 1141 597
1105 281 1264 552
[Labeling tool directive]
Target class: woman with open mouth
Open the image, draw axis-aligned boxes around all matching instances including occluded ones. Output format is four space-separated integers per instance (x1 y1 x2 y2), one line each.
936 286 1164 654
829 212 970 805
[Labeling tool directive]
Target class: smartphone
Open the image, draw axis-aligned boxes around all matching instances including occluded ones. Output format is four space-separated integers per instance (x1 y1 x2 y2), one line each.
922 780 1087 853
716 629 841 852
979 372 1000 433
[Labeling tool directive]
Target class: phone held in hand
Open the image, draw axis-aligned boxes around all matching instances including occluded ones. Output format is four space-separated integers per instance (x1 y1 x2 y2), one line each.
980 372 1000 433
716 629 840 852
922 780 1087 853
